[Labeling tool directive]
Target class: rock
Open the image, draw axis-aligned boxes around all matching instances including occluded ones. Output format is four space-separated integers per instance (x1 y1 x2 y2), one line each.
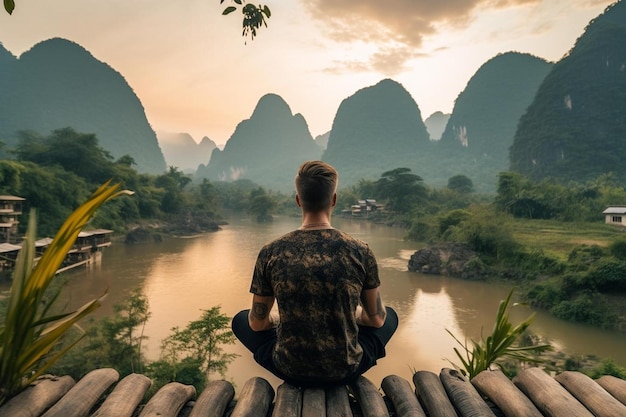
408 243 490 280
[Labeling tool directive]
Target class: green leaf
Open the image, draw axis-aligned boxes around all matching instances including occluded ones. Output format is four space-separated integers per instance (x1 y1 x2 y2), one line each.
222 6 236 15
0 181 130 404
4 0 14 14
263 5 271 18
234 0 242 4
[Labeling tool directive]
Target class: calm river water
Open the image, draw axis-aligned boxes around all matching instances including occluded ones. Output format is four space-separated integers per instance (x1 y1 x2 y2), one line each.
15 215 626 389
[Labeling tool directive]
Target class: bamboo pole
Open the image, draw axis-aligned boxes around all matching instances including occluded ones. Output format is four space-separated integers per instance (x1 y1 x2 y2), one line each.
302 387 325 417
189 380 235 417
0 375 75 417
272 383 302 417
42 368 119 417
350 376 389 417
513 367 594 417
439 368 495 417
555 371 626 417
138 382 196 417
381 374 426 417
596 375 626 405
326 385 353 417
471 369 543 417
412 371 458 417
230 377 275 417
92 373 151 417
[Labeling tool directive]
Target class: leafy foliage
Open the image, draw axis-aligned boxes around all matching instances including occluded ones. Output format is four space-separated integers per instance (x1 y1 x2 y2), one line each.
447 289 551 379
374 167 427 213
158 307 237 380
221 0 271 41
0 181 131 404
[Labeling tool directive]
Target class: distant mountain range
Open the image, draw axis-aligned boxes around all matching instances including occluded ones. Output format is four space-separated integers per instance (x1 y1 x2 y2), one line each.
424 112 450 141
157 132 216 173
0 38 166 174
2 1 624 192
195 94 321 192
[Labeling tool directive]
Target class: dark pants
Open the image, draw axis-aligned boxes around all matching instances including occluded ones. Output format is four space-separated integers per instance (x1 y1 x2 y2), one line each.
231 306 399 387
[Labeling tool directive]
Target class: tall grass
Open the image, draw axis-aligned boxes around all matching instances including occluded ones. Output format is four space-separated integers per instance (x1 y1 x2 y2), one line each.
0 181 132 404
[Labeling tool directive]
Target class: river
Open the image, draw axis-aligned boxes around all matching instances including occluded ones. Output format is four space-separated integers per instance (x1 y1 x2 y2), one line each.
8 215 626 390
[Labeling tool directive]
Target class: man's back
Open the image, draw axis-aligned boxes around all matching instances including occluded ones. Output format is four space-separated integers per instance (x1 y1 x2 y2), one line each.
251 228 379 381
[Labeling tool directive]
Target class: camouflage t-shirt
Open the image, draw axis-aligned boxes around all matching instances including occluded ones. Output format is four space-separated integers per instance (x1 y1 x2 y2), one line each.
250 228 380 382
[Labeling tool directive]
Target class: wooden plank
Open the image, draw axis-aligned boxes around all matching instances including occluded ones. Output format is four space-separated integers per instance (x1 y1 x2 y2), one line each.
412 371 458 417
189 380 235 417
92 373 152 417
230 377 275 417
350 376 389 417
42 368 119 417
272 383 302 417
0 375 75 417
302 388 325 417
138 382 196 417
555 371 626 417
326 385 353 417
439 368 495 417
596 375 626 405
381 374 426 417
513 367 594 417
471 369 543 417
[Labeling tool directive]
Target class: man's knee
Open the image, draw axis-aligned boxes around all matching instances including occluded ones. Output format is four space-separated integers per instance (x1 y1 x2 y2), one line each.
384 306 399 332
232 309 250 338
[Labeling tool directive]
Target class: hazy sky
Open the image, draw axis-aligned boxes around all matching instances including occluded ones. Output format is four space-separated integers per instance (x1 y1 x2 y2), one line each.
0 0 615 146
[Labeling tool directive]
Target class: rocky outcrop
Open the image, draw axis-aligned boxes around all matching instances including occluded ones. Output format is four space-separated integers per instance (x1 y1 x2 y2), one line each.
408 243 489 280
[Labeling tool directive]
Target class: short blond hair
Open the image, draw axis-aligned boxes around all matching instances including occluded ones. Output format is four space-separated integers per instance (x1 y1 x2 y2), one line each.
295 161 338 212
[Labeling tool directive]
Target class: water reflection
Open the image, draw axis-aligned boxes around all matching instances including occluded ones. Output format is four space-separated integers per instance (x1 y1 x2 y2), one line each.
2 215 625 391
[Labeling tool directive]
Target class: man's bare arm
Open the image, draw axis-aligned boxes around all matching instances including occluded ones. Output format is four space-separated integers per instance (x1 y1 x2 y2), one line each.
357 288 386 328
248 294 278 331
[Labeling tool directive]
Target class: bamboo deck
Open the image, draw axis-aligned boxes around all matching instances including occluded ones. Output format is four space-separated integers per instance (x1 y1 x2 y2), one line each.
1 366 625 417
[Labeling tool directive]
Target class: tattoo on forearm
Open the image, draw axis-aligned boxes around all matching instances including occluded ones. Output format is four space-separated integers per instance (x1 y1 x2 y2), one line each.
376 294 386 319
251 302 269 320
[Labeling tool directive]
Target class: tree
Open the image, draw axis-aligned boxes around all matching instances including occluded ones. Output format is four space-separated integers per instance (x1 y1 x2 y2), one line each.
248 186 276 222
447 175 474 194
374 167 427 213
148 307 237 391
13 128 116 184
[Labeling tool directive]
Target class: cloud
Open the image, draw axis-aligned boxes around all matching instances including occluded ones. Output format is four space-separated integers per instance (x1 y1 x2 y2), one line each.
303 0 540 48
303 0 541 74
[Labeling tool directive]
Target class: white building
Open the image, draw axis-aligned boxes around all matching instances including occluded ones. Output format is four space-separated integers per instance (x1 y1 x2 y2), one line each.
602 206 626 226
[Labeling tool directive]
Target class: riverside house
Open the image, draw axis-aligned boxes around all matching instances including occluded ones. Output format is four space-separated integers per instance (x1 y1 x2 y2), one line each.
602 206 626 226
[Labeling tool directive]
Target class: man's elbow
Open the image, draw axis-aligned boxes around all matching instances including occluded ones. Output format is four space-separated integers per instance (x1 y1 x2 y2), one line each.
248 317 268 332
370 315 386 328
361 313 386 328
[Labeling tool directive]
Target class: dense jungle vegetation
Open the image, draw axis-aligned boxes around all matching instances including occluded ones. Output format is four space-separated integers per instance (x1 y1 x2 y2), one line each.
2 128 626 334
1 129 626 402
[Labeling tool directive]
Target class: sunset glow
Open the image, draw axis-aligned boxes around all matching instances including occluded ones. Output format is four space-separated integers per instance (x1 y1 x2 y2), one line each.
0 0 614 146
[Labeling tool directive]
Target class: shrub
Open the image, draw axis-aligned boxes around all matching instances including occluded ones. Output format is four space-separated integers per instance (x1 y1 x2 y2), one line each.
609 239 626 260
585 358 626 379
585 260 626 292
526 281 566 309
551 292 616 327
